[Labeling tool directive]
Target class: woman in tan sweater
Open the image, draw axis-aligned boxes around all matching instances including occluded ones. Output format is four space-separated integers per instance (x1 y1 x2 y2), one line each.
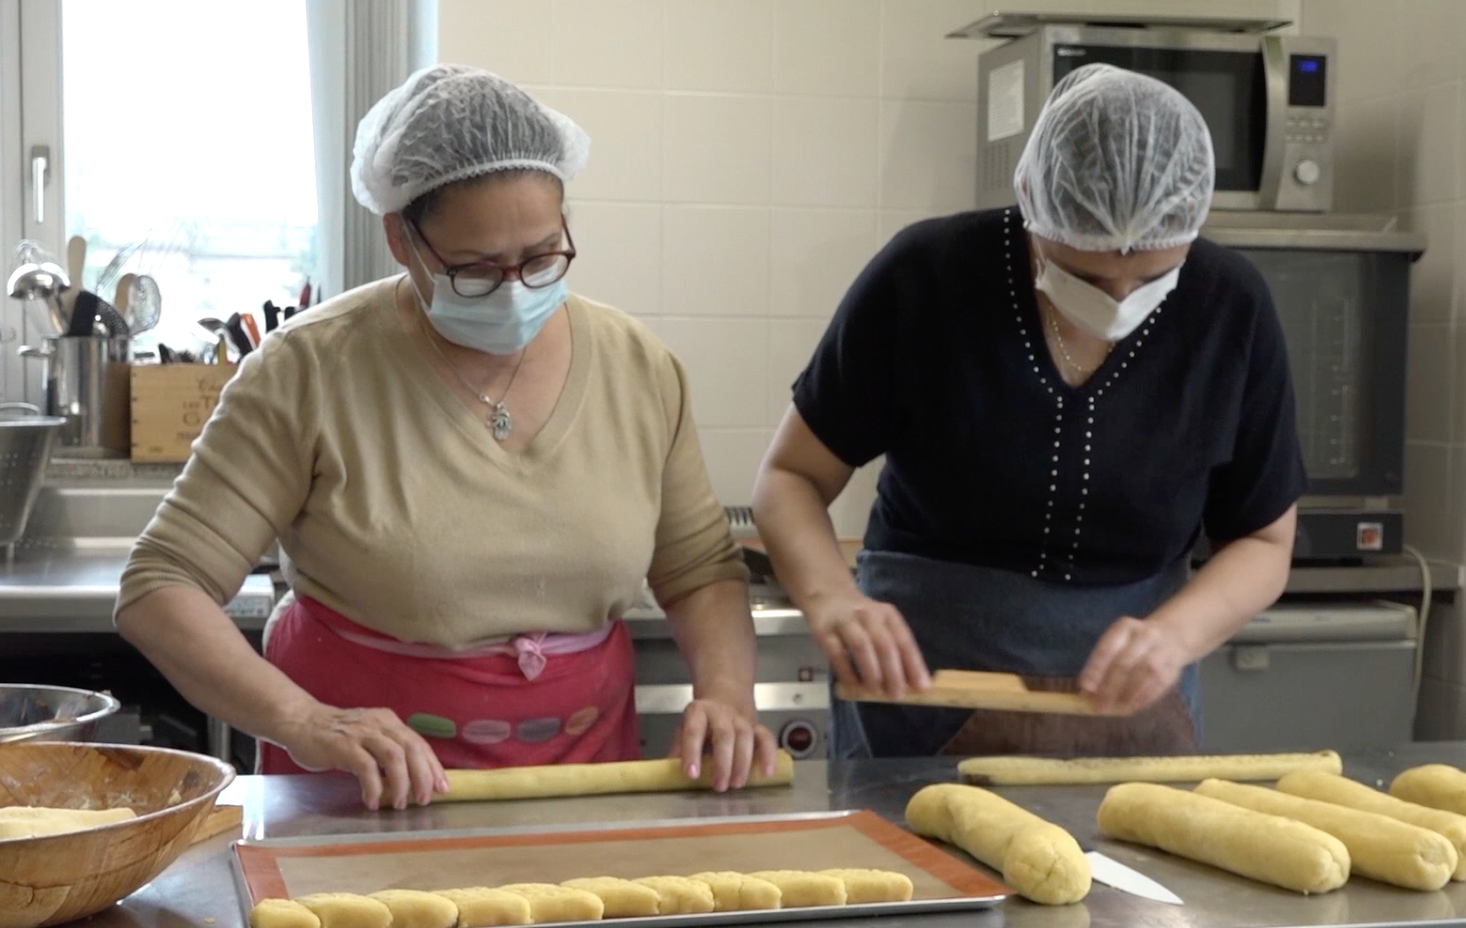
115 65 774 810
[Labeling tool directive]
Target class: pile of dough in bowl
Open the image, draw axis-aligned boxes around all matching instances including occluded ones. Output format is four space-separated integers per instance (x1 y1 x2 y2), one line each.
249 868 914 928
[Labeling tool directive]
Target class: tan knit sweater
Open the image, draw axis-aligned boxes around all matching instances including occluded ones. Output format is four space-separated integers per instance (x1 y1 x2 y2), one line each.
118 278 746 648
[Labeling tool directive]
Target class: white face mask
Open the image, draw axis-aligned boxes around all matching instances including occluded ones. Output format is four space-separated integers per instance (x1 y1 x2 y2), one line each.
1034 254 1183 341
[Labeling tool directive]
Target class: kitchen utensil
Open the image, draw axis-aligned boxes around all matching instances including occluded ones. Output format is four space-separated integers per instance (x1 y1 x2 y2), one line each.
234 810 1009 923
6 259 71 335
1084 849 1183 904
834 670 1108 715
128 274 162 334
263 300 281 332
60 234 87 324
0 403 67 557
95 237 144 293
114 272 136 323
17 336 131 457
0 741 235 928
0 683 120 743
68 290 129 337
224 312 253 356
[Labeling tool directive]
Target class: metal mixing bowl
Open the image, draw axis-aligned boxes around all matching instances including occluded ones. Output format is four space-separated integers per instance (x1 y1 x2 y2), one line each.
0 684 121 743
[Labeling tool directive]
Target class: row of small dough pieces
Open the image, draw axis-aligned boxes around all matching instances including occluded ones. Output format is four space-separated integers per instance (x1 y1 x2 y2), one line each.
249 869 916 928
907 762 1466 904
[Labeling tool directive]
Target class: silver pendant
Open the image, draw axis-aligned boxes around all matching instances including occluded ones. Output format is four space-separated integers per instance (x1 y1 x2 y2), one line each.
490 404 513 442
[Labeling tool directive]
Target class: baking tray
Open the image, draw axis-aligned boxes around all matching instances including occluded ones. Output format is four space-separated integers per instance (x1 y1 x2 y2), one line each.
232 810 1009 925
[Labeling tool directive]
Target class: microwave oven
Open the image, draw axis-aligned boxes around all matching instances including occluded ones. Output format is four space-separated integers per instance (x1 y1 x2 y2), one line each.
960 15 1337 213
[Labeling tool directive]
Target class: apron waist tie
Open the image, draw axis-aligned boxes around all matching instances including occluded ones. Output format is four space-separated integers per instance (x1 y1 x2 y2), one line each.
296 596 615 680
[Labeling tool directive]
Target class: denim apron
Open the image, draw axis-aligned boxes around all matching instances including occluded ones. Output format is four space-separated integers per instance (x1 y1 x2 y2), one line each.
832 550 1200 758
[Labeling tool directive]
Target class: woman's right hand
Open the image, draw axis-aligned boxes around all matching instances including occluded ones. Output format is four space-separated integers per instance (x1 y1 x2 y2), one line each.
804 591 932 698
279 703 449 810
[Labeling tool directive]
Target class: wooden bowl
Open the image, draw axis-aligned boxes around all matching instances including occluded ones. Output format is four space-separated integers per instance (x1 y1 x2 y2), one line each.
0 742 236 928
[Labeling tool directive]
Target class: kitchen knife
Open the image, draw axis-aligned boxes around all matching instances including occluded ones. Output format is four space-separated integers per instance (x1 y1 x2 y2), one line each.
1085 849 1183 905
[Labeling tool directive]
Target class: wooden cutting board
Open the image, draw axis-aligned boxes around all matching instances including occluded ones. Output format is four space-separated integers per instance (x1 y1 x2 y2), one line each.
836 670 1111 716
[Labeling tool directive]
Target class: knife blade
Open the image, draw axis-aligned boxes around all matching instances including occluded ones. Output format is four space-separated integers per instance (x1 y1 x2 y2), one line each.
1085 850 1183 905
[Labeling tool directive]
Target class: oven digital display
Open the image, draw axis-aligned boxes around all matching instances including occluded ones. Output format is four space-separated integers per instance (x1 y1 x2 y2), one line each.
1289 55 1328 107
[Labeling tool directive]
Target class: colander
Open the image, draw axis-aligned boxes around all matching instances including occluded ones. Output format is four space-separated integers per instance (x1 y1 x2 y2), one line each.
0 402 65 558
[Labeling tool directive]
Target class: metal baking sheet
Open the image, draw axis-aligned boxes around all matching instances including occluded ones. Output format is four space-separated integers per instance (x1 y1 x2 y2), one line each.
232 810 1009 925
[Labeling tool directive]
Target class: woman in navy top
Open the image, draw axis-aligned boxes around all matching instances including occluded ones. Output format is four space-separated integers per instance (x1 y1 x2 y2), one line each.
752 64 1306 757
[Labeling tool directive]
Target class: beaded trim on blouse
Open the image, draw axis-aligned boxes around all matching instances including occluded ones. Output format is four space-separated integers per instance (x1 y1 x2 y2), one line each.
1002 208 1168 583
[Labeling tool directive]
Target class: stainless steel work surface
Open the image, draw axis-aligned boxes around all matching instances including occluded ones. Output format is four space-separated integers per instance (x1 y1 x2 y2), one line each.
95 747 1466 928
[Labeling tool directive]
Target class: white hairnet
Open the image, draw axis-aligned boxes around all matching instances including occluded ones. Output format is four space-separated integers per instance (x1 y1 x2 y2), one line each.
1013 63 1214 253
351 64 591 215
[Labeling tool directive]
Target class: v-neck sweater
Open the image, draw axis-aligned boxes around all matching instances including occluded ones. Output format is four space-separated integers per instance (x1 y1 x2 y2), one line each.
119 277 746 648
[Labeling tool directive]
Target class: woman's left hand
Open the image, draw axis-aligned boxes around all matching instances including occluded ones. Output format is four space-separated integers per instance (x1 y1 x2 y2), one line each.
669 696 780 793
1078 616 1190 715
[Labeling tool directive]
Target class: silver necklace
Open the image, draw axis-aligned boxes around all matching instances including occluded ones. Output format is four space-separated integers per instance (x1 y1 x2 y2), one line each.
425 333 527 442
1043 302 1112 381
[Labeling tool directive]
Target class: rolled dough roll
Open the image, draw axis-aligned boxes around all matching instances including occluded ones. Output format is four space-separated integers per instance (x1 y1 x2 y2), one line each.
1392 765 1466 817
1279 769 1466 881
498 883 605 923
1098 782 1349 894
818 869 914 904
368 890 459 928
561 878 661 918
746 871 846 908
249 899 322 928
0 805 137 839
905 783 1089 905
1196 779 1455 891
631 876 715 914
435 888 532 927
294 893 394 928
437 752 794 803
957 751 1343 786
688 871 782 911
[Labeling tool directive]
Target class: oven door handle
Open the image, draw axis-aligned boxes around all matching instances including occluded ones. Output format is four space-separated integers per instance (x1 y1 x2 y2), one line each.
634 682 831 715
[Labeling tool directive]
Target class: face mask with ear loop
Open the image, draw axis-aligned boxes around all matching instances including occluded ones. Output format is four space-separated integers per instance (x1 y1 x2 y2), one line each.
1033 252 1184 342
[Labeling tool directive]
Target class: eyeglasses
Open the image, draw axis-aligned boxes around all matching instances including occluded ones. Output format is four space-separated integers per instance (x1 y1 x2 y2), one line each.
409 218 576 298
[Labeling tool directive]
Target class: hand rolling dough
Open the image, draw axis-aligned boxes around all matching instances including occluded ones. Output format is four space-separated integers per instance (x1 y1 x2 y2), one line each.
435 888 532 927
688 871 782 911
1391 765 1466 817
294 893 394 928
437 752 794 803
957 751 1343 786
905 783 1089 905
0 805 137 839
818 869 914 904
498 883 605 923
1195 778 1456 891
745 871 846 908
249 899 322 928
631 876 715 914
368 890 459 928
1279 769 1466 881
561 878 661 918
1098 782 1349 894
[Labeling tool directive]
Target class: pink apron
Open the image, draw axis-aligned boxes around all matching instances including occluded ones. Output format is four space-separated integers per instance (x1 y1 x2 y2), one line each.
259 595 641 773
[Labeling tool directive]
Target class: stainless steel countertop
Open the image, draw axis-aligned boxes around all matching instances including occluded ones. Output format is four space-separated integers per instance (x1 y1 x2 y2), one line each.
0 540 275 631
98 745 1466 928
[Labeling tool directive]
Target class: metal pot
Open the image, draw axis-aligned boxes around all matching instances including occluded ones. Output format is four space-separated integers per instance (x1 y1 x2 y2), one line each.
18 335 131 458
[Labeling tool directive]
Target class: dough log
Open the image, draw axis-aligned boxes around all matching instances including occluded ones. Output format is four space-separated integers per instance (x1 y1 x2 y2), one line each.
561 878 661 918
632 876 715 914
1195 779 1456 891
958 751 1343 786
819 869 914 904
437 752 794 803
435 888 532 927
1098 783 1349 894
745 871 846 908
689 872 782 911
368 889 459 928
905 783 1089 905
249 899 322 928
498 883 605 923
0 805 137 839
1391 765 1466 817
1279 769 1466 881
294 893 394 928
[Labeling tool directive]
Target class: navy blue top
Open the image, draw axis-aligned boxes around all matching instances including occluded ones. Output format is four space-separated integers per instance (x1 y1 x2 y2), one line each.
793 207 1307 587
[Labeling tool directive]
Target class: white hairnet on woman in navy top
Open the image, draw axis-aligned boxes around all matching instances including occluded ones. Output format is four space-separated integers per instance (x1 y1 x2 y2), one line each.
1014 63 1215 254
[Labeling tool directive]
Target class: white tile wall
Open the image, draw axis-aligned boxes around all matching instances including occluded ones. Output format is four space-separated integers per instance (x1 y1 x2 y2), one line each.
442 0 1302 537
